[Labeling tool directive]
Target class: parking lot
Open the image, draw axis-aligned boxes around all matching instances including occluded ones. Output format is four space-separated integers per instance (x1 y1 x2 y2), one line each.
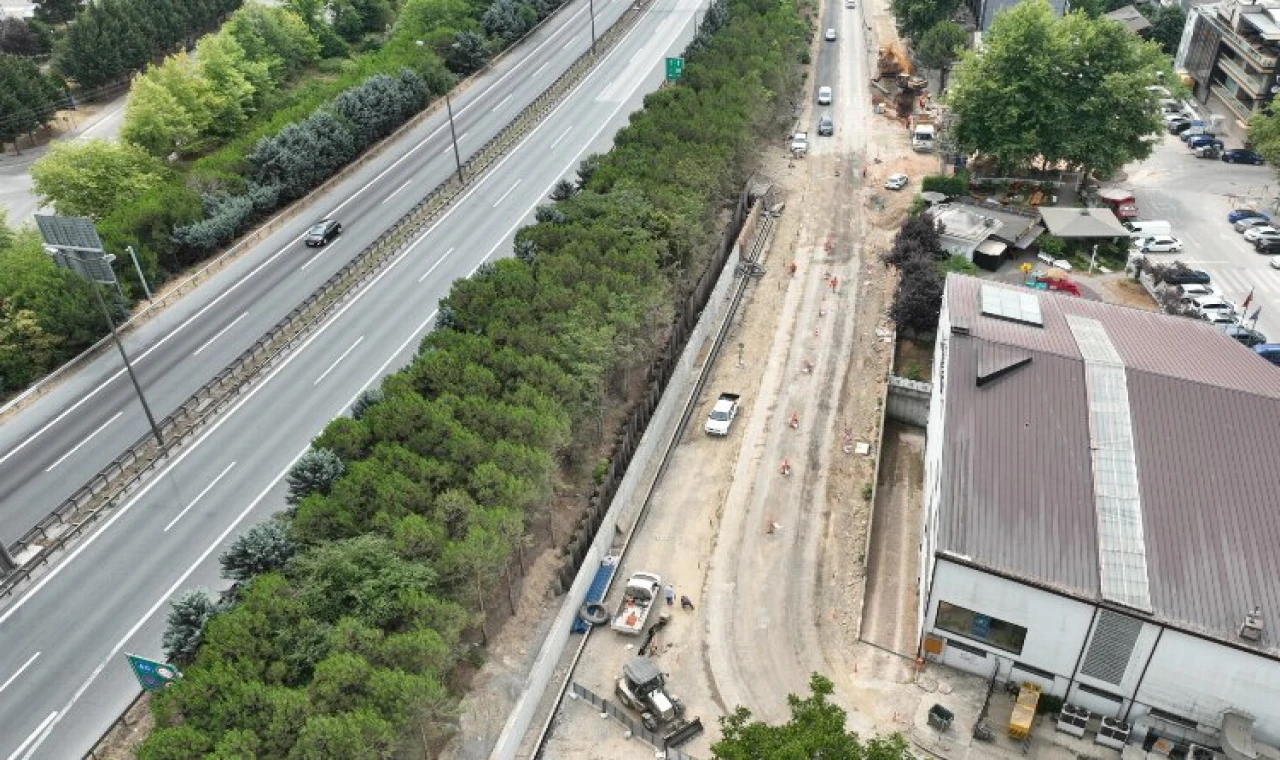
1122 128 1280 341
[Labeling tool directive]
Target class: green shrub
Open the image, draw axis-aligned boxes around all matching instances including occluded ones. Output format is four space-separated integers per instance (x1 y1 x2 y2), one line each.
920 170 968 198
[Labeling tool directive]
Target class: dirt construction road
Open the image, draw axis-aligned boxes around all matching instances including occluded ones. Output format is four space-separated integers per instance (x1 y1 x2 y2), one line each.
538 0 947 751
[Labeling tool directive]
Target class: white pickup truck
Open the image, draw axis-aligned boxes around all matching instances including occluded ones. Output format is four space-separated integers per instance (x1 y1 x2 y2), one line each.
704 393 741 436
612 572 663 635
790 131 808 156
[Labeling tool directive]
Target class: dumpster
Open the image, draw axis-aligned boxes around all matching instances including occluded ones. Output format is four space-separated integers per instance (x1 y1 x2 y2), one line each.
928 704 954 731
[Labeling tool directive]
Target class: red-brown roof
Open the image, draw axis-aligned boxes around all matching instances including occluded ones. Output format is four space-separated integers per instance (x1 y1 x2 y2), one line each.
938 275 1280 653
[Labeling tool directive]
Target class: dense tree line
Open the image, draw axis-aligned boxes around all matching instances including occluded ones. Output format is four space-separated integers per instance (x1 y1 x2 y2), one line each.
55 0 243 89
0 53 63 149
137 0 807 754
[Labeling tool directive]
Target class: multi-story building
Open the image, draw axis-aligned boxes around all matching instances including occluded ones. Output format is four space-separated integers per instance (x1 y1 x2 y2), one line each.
919 275 1280 754
1177 0 1280 133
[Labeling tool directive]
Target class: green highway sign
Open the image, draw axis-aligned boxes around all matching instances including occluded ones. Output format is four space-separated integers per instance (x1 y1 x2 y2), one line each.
665 57 684 81
126 653 181 691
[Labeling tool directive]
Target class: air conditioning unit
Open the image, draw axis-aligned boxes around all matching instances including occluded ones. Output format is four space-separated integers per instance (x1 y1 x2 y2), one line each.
1095 717 1131 750
1055 703 1090 738
1240 607 1264 642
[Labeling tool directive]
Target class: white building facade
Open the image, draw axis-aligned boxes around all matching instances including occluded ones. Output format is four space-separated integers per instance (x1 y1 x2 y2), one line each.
919 275 1280 754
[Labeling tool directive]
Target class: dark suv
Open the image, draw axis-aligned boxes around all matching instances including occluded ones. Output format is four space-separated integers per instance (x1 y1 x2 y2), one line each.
1222 149 1265 165
1255 237 1280 254
305 219 342 247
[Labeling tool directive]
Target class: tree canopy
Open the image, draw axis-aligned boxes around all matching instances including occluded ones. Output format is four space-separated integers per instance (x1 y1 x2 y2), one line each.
31 138 171 220
914 20 966 73
947 0 1169 177
712 674 912 760
890 0 960 41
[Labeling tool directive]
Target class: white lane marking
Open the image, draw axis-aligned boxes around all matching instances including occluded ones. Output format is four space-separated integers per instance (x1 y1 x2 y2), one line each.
163 461 238 533
44 413 122 473
299 244 338 271
566 34 581 48
419 248 457 283
492 94 513 113
532 61 550 79
550 125 573 149
314 336 365 386
442 132 469 155
7 711 56 760
492 179 523 207
0 0 609 466
0 0 658 632
80 106 123 137
192 312 249 356
12 310 441 760
0 652 40 695
383 179 413 203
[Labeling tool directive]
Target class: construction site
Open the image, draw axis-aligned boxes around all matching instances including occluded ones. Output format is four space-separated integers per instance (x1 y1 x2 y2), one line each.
434 0 1149 758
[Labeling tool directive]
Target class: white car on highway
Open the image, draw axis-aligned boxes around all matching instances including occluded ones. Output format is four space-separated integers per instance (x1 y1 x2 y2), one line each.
1134 235 1183 253
1244 225 1280 242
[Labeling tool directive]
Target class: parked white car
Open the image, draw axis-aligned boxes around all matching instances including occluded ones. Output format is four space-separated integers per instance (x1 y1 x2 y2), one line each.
1134 235 1183 253
885 173 909 191
1191 295 1238 319
1271 255 1280 270
1244 225 1280 242
1201 311 1240 327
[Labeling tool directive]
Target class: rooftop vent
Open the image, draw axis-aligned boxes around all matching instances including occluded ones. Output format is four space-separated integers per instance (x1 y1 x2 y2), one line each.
983 216 996 227
1240 606 1265 642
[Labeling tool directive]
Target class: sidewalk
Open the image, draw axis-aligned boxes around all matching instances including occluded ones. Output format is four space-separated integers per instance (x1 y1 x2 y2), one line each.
0 90 130 226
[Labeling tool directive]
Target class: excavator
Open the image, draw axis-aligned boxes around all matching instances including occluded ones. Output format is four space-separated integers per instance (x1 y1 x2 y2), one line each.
875 43 929 115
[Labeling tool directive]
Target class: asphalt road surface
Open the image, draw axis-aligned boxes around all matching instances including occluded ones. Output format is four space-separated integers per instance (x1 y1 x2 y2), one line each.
0 0 639 546
1123 132 1280 341
0 0 702 754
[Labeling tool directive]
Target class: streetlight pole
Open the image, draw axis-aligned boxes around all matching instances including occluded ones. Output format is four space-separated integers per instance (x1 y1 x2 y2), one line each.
589 0 597 55
445 92 465 185
91 284 165 449
126 245 153 303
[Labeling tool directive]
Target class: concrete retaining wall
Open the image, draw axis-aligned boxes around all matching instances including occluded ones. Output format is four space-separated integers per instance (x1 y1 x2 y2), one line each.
886 375 931 428
489 243 743 759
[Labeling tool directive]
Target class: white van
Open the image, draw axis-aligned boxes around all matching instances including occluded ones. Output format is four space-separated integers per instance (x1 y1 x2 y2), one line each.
1125 220 1172 237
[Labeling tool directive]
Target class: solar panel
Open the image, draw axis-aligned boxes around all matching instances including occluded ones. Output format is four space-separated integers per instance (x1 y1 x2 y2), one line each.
34 215 104 252
1066 316 1152 612
980 284 1043 327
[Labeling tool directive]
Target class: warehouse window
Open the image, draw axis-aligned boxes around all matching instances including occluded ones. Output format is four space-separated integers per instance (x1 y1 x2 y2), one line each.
936 601 1027 654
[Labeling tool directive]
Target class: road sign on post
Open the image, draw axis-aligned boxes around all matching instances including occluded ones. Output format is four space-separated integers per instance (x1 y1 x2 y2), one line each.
126 653 182 691
665 57 684 81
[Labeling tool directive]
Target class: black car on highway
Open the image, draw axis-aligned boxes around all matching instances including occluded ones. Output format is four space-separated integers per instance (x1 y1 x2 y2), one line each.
1222 149 1266 165
305 219 343 247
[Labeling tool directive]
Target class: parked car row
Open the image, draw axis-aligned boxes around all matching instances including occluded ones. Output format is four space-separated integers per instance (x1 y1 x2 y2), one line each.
1225 209 1280 254
1162 105 1265 164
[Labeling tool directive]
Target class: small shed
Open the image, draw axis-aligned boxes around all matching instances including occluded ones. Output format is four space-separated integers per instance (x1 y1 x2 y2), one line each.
1038 207 1131 239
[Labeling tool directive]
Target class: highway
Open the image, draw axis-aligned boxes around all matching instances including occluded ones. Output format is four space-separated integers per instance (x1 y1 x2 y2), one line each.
0 0 639 545
0 0 701 754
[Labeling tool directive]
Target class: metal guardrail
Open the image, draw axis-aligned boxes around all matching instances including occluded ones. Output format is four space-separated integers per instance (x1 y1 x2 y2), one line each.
567 682 700 760
0 0 655 599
